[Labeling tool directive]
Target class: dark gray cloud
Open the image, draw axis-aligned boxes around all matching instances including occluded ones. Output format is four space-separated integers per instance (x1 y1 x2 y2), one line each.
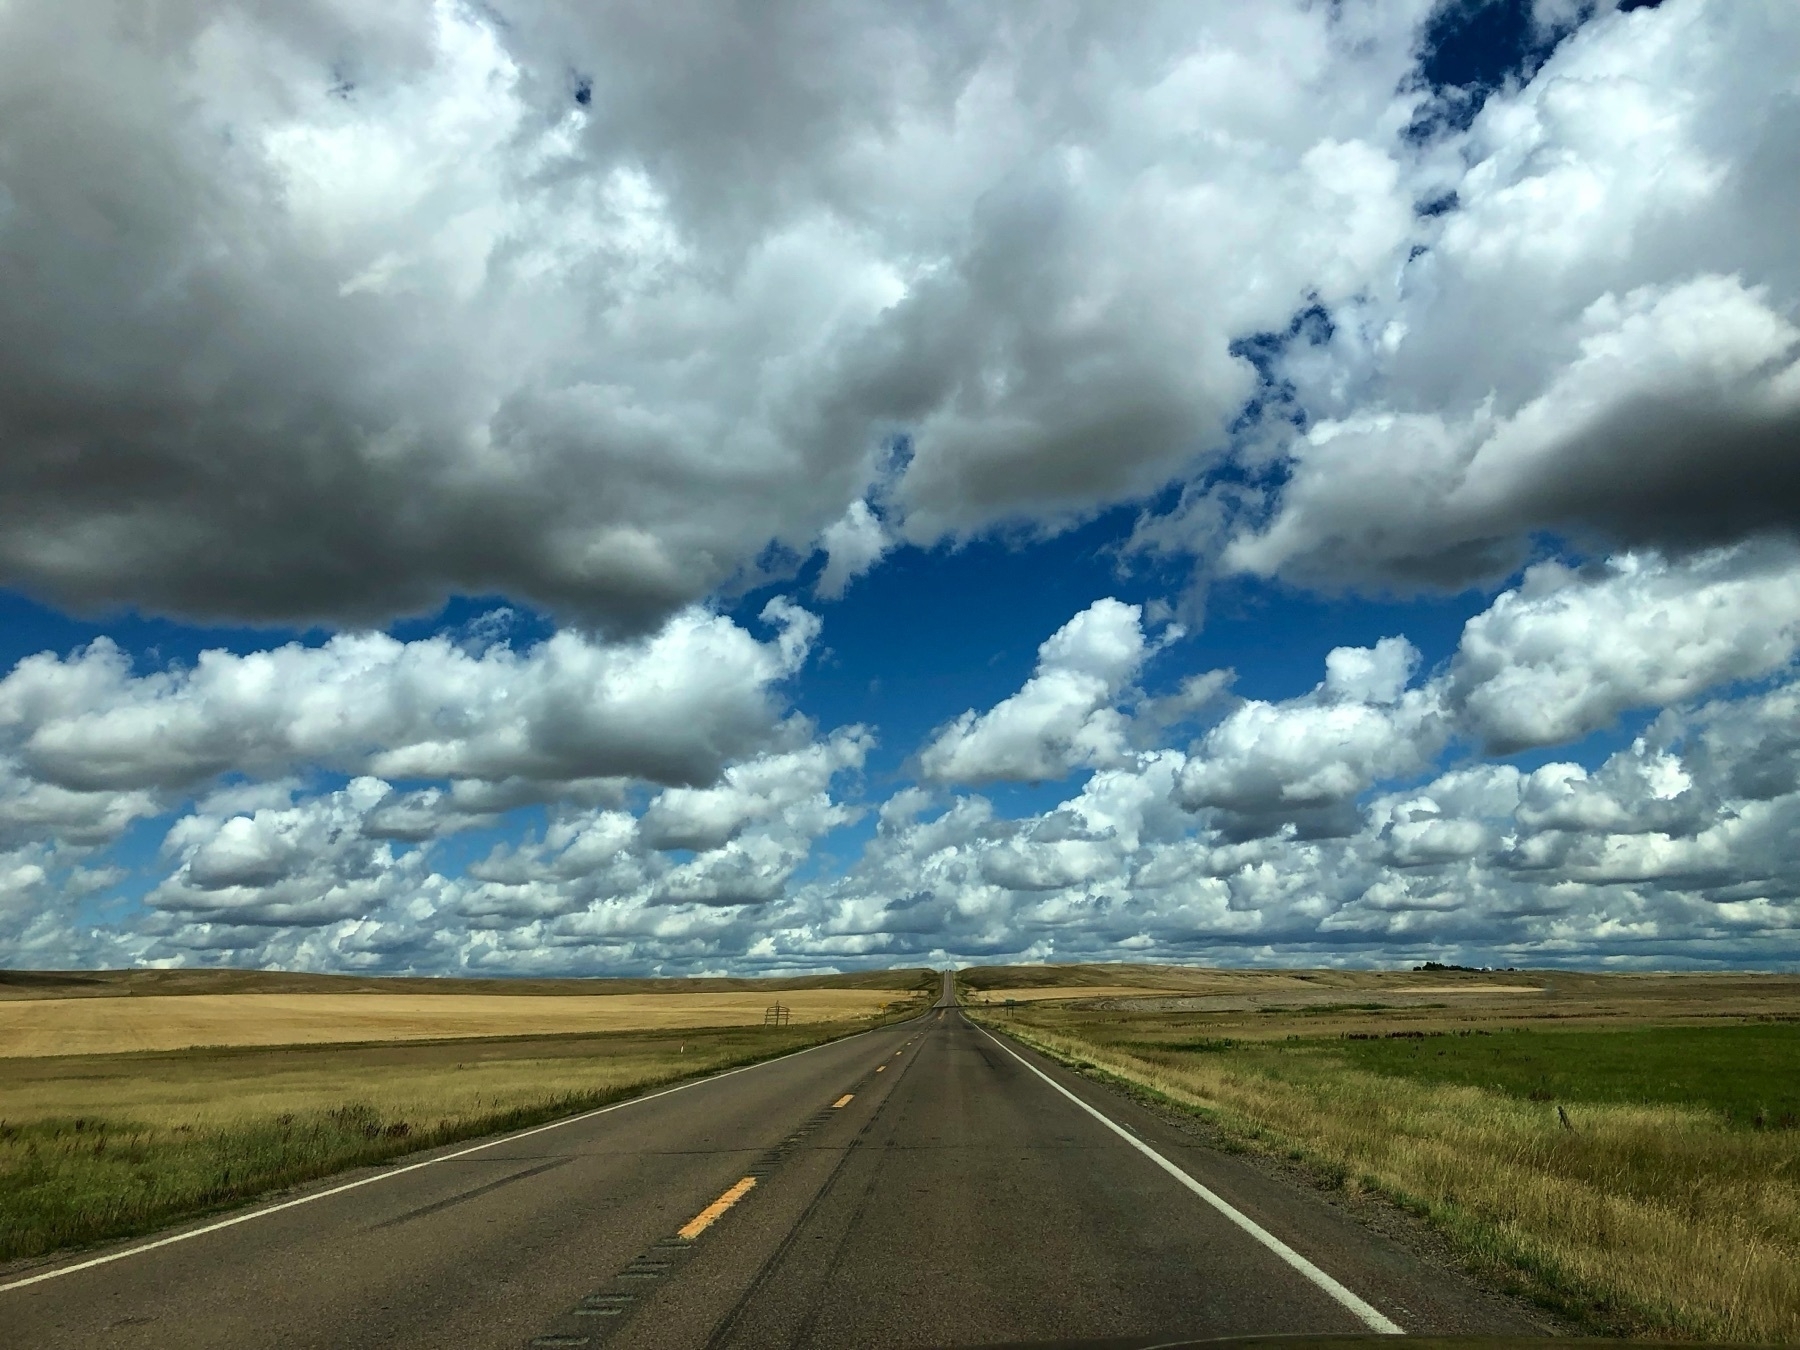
0 0 1433 628
2 0 1792 631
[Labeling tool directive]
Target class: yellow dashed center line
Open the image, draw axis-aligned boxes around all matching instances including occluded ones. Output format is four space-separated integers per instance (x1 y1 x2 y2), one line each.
676 1176 756 1241
832 1094 854 1108
876 1064 886 1072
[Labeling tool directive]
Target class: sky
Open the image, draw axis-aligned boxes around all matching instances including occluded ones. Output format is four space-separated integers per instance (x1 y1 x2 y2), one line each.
2 0 1799 976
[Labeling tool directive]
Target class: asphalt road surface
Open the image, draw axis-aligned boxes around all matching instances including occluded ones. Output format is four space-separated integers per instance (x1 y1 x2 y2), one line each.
2 971 1542 1348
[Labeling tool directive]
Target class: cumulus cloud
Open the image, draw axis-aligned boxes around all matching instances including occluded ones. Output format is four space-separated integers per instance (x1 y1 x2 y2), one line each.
0 601 818 796
0 0 1451 628
1449 544 1800 751
446 727 870 929
1225 275 1800 587
771 666 1800 971
0 767 161 849
919 598 1162 784
814 502 892 600
639 730 872 852
29 648 1800 971
6 0 1800 975
1135 668 1236 738
1115 1 1800 594
151 778 425 928
63 714 874 945
1175 637 1446 837
0 843 132 967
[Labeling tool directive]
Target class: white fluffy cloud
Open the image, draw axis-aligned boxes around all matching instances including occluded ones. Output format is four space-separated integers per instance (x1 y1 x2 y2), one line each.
1449 544 1800 751
0 601 817 797
773 670 1800 970
0 767 161 850
151 778 427 928
32 721 876 956
0 597 843 951
919 599 1163 784
639 730 873 852
814 502 892 601
1175 638 1445 835
0 843 128 967
18 541 1800 971
443 731 872 929
1209 2 1800 589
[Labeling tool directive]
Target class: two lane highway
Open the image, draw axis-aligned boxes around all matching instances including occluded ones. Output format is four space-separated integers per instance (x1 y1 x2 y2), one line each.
3 974 1539 1347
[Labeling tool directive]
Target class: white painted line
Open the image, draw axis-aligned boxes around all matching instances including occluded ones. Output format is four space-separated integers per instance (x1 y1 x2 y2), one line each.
0 1023 902 1296
976 1025 1403 1335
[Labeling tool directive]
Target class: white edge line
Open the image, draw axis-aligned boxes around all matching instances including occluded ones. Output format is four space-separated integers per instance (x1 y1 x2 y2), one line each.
0 1016 912 1296
975 1022 1403 1335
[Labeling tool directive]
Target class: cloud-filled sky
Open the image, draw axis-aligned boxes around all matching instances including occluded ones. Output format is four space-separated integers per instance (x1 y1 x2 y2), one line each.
3 0 1798 974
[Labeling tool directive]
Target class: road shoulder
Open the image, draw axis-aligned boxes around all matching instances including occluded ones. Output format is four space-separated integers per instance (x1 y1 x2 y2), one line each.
973 1017 1569 1338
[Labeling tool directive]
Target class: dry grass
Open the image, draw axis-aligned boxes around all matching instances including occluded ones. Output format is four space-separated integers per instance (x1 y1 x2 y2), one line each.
961 982 1541 1010
976 971 1800 1342
959 964 1800 1038
960 984 1194 1003
956 962 1543 993
0 1028 841 1130
0 969 936 1261
0 989 914 1057
0 999 930 1262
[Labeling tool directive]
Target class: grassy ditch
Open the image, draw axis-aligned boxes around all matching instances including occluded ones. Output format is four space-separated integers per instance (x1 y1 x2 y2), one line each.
0 999 924 1265
976 1007 1800 1342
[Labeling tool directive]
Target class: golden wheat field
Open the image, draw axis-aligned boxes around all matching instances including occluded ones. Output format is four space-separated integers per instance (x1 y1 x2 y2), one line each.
0 988 912 1057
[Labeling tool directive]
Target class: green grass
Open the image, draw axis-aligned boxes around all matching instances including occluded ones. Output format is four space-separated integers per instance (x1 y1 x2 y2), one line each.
0 1104 536 1262
1125 1036 1239 1053
1329 1024 1800 1126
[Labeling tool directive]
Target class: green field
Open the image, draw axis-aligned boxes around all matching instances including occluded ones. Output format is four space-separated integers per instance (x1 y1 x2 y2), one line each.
1330 1023 1800 1126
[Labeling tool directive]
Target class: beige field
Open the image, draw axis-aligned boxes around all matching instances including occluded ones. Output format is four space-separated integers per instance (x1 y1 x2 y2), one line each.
961 984 1192 1002
0 1025 828 1129
962 981 1543 1008
0 989 910 1057
958 965 1800 1039
958 962 1548 998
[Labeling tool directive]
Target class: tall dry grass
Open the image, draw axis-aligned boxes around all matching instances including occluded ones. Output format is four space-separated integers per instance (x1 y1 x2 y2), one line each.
985 1017 1800 1342
1 1010 926 1263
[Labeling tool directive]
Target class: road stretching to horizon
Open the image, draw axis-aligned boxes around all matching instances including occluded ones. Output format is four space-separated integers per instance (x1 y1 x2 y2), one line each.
2 971 1540 1348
